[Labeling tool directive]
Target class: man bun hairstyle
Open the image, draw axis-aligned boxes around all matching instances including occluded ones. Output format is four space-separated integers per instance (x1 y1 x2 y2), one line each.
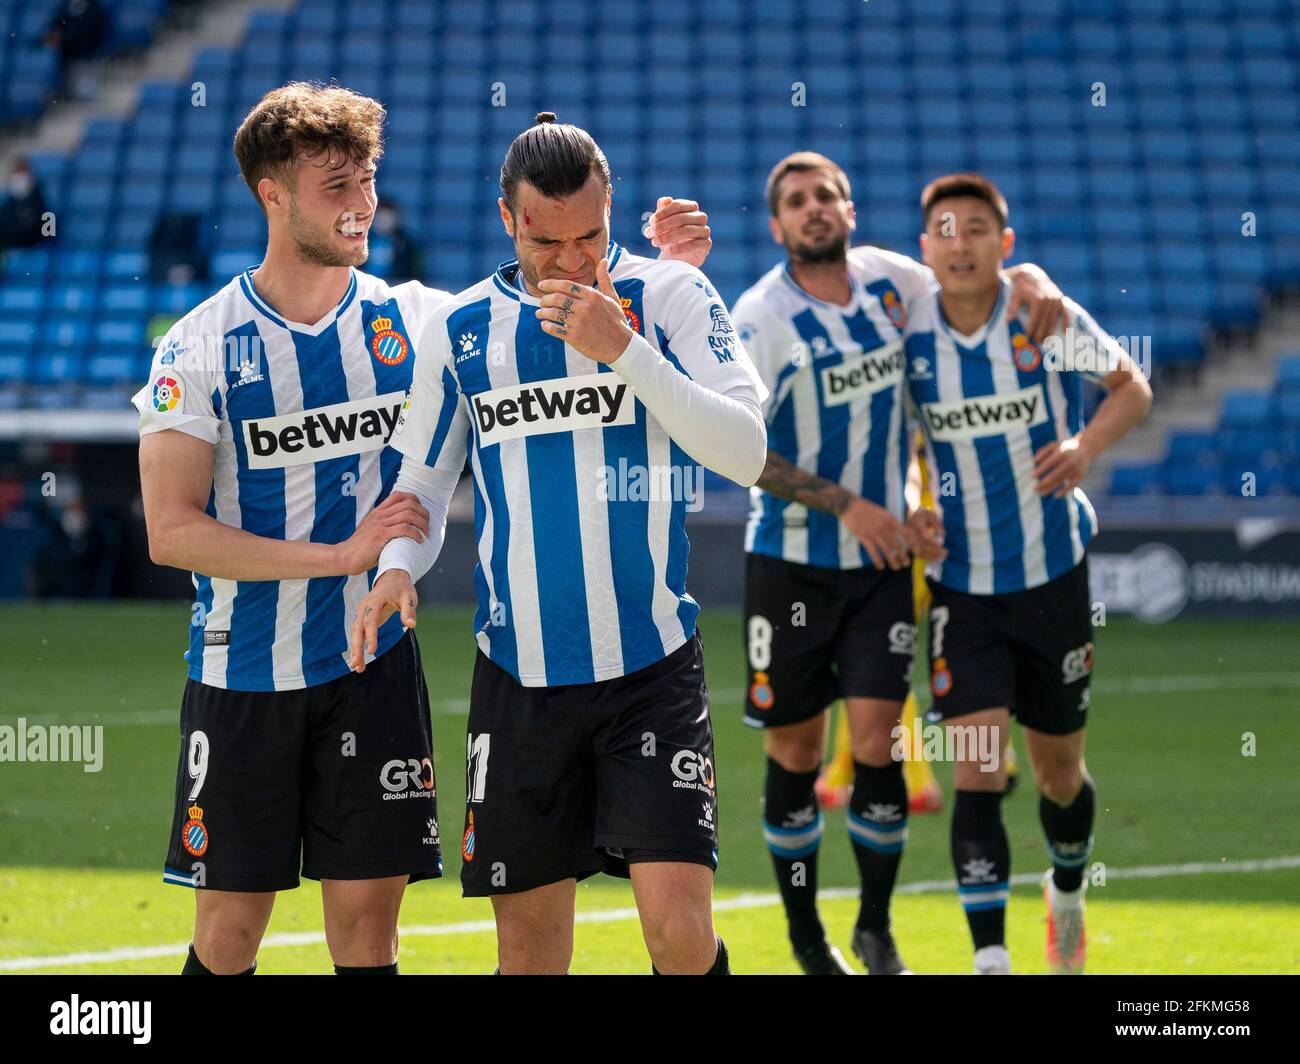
499 112 611 215
233 82 385 214
920 172 1009 229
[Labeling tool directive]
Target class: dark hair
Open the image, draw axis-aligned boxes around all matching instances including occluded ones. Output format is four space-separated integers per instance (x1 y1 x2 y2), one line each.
920 172 1009 229
233 82 385 214
499 112 611 214
765 151 851 216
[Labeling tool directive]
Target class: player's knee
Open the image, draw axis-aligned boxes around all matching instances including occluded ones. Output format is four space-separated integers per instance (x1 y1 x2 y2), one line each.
849 729 896 767
1035 761 1084 805
194 918 261 973
765 732 822 774
640 904 714 968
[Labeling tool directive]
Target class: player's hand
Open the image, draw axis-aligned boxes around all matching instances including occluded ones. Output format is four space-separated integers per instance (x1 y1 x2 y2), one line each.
1033 435 1093 497
348 568 419 672
840 496 913 570
335 491 428 576
1005 263 1066 342
536 258 633 364
906 506 948 562
647 196 711 268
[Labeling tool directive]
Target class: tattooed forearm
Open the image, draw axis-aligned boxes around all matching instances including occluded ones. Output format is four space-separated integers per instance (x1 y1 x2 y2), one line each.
756 451 853 516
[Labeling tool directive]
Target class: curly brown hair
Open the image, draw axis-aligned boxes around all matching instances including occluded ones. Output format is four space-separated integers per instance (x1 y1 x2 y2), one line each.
233 82 386 213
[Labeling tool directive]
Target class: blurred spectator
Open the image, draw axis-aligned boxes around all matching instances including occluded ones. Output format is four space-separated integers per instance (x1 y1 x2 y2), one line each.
149 211 208 285
43 0 108 70
371 198 423 284
0 159 50 250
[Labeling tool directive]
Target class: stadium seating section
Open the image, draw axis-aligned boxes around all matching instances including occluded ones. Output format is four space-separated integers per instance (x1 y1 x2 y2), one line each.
2 0 1299 495
0 0 170 123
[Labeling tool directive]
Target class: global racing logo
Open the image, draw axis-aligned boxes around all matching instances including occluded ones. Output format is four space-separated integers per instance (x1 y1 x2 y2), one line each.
670 749 715 793
152 374 182 412
380 756 435 800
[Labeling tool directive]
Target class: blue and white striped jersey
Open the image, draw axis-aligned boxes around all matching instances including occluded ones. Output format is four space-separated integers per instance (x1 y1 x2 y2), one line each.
734 246 933 569
132 267 451 691
391 242 764 688
904 277 1123 595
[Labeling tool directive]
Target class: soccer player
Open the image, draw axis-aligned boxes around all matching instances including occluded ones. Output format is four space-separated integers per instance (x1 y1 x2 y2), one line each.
348 114 767 975
135 85 710 976
732 152 1066 975
903 173 1151 974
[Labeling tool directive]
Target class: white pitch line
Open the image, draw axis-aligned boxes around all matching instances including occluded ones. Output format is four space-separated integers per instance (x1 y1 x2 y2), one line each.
2 854 1297 973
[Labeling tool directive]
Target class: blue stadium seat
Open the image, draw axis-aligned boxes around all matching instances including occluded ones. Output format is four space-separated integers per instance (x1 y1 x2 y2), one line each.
1109 462 1163 496
1220 391 1274 430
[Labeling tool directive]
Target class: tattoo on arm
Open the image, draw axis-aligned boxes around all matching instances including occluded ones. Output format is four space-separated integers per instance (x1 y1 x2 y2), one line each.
756 451 852 516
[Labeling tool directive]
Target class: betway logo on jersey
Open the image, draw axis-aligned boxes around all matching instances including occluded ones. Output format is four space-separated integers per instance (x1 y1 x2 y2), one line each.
819 339 905 406
243 391 406 469
472 373 635 447
921 384 1048 441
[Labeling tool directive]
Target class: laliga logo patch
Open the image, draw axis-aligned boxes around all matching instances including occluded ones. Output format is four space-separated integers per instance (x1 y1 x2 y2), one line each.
370 315 409 366
461 810 476 862
749 670 775 710
152 375 181 412
619 296 641 333
931 657 953 697
181 802 208 857
1011 332 1042 372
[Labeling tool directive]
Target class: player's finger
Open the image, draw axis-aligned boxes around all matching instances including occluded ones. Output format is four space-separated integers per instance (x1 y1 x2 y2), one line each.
363 604 380 658
1005 286 1024 323
653 198 698 221
596 258 618 301
660 226 712 252
400 588 419 628
537 278 592 296
653 211 708 237
348 608 367 671
539 320 570 338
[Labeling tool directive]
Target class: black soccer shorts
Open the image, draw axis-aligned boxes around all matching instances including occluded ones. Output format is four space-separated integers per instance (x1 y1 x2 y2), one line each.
742 550 916 729
459 631 718 897
162 630 442 892
924 559 1094 736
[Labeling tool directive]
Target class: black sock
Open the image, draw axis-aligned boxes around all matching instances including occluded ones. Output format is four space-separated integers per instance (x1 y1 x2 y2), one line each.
761 757 825 950
1040 777 1095 893
951 789 1010 951
847 759 909 933
334 962 399 974
182 944 255 975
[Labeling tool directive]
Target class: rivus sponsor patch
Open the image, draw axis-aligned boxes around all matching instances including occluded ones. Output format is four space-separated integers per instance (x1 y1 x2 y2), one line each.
242 391 405 469
819 340 905 406
472 373 635 446
920 384 1048 441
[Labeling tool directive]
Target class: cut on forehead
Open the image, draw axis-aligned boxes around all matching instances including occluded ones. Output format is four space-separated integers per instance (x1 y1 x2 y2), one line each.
510 172 609 234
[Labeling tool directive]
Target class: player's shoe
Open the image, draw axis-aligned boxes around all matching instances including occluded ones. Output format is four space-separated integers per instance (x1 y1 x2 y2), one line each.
794 940 856 975
1043 870 1087 974
973 944 1011 974
907 776 943 814
850 927 912 974
813 773 850 810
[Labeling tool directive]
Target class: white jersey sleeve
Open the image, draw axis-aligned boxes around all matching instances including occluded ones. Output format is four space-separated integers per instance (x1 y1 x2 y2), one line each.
649 262 769 403
731 291 799 421
389 309 472 473
1056 297 1129 383
130 324 222 443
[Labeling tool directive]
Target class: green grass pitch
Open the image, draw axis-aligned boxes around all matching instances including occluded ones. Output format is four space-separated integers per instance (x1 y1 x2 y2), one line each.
0 601 1297 974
